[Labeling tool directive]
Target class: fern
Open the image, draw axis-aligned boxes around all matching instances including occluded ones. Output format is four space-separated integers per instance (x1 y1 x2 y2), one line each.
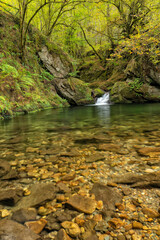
0 63 19 78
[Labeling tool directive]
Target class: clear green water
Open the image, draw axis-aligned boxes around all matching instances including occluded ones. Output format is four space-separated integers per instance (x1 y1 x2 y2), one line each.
0 103 160 159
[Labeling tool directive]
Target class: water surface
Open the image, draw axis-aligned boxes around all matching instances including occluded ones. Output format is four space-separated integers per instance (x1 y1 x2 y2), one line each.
0 103 160 160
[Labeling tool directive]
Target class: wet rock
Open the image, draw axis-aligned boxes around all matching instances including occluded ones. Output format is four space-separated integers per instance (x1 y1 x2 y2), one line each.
117 234 126 240
90 183 122 217
26 147 39 153
122 187 132 196
93 214 103 223
126 202 136 212
45 214 59 231
25 218 47 234
131 198 141 207
1 169 19 180
131 232 143 240
112 171 160 188
57 210 73 222
95 220 109 233
125 223 132 231
96 200 104 210
115 203 125 211
85 153 105 163
137 147 160 157
74 137 106 144
59 149 81 157
0 219 40 240
142 207 159 218
112 173 143 184
98 144 121 153
81 230 99 240
132 221 143 229
56 194 66 202
0 209 11 218
40 149 58 156
12 208 37 223
61 171 76 181
67 194 97 214
0 160 10 177
107 182 118 187
55 229 73 240
38 206 52 216
0 188 23 206
108 218 124 229
15 183 58 209
84 219 97 230
61 221 81 237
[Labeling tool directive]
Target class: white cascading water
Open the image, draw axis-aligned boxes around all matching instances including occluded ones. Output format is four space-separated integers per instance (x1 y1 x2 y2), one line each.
95 92 110 105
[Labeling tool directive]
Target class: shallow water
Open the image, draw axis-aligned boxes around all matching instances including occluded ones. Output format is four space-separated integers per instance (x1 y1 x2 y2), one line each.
0 103 160 160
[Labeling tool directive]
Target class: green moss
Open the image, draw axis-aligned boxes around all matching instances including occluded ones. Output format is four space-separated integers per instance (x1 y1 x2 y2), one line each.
0 96 13 117
94 88 104 97
67 77 93 104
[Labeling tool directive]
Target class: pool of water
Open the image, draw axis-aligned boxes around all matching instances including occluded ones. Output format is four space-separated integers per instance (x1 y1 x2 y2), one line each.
0 103 160 160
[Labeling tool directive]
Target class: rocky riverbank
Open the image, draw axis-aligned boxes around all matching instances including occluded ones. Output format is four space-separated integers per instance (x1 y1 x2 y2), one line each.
0 11 95 120
1 116 160 240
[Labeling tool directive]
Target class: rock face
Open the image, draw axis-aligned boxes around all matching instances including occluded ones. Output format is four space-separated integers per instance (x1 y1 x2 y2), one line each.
110 57 160 103
0 219 40 240
38 46 93 105
38 46 73 79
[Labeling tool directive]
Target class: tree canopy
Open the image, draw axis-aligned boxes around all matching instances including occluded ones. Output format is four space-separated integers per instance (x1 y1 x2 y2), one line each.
0 0 160 61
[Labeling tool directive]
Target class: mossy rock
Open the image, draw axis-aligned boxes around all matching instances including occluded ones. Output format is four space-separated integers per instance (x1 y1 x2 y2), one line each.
67 77 93 105
93 88 105 97
110 81 140 103
54 77 93 105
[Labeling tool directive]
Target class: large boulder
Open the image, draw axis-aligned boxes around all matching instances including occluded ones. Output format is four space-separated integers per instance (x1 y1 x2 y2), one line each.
54 77 93 105
110 81 137 103
39 46 93 105
105 57 160 103
110 81 160 103
38 46 73 79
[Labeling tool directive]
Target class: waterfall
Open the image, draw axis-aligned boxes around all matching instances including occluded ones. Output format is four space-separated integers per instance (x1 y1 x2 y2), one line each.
95 92 110 105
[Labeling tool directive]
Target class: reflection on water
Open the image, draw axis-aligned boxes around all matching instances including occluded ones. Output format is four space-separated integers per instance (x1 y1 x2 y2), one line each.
0 103 160 157
95 105 110 125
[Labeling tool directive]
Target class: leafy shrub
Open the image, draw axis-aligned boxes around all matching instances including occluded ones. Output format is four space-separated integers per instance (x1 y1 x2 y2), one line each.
128 78 143 91
0 63 19 77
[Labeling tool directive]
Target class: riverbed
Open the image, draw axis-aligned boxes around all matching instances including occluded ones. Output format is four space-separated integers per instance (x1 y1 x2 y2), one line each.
0 103 160 240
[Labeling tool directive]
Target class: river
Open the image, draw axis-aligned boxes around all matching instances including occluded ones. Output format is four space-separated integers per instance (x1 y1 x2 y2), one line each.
1 103 160 239
0 103 160 159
